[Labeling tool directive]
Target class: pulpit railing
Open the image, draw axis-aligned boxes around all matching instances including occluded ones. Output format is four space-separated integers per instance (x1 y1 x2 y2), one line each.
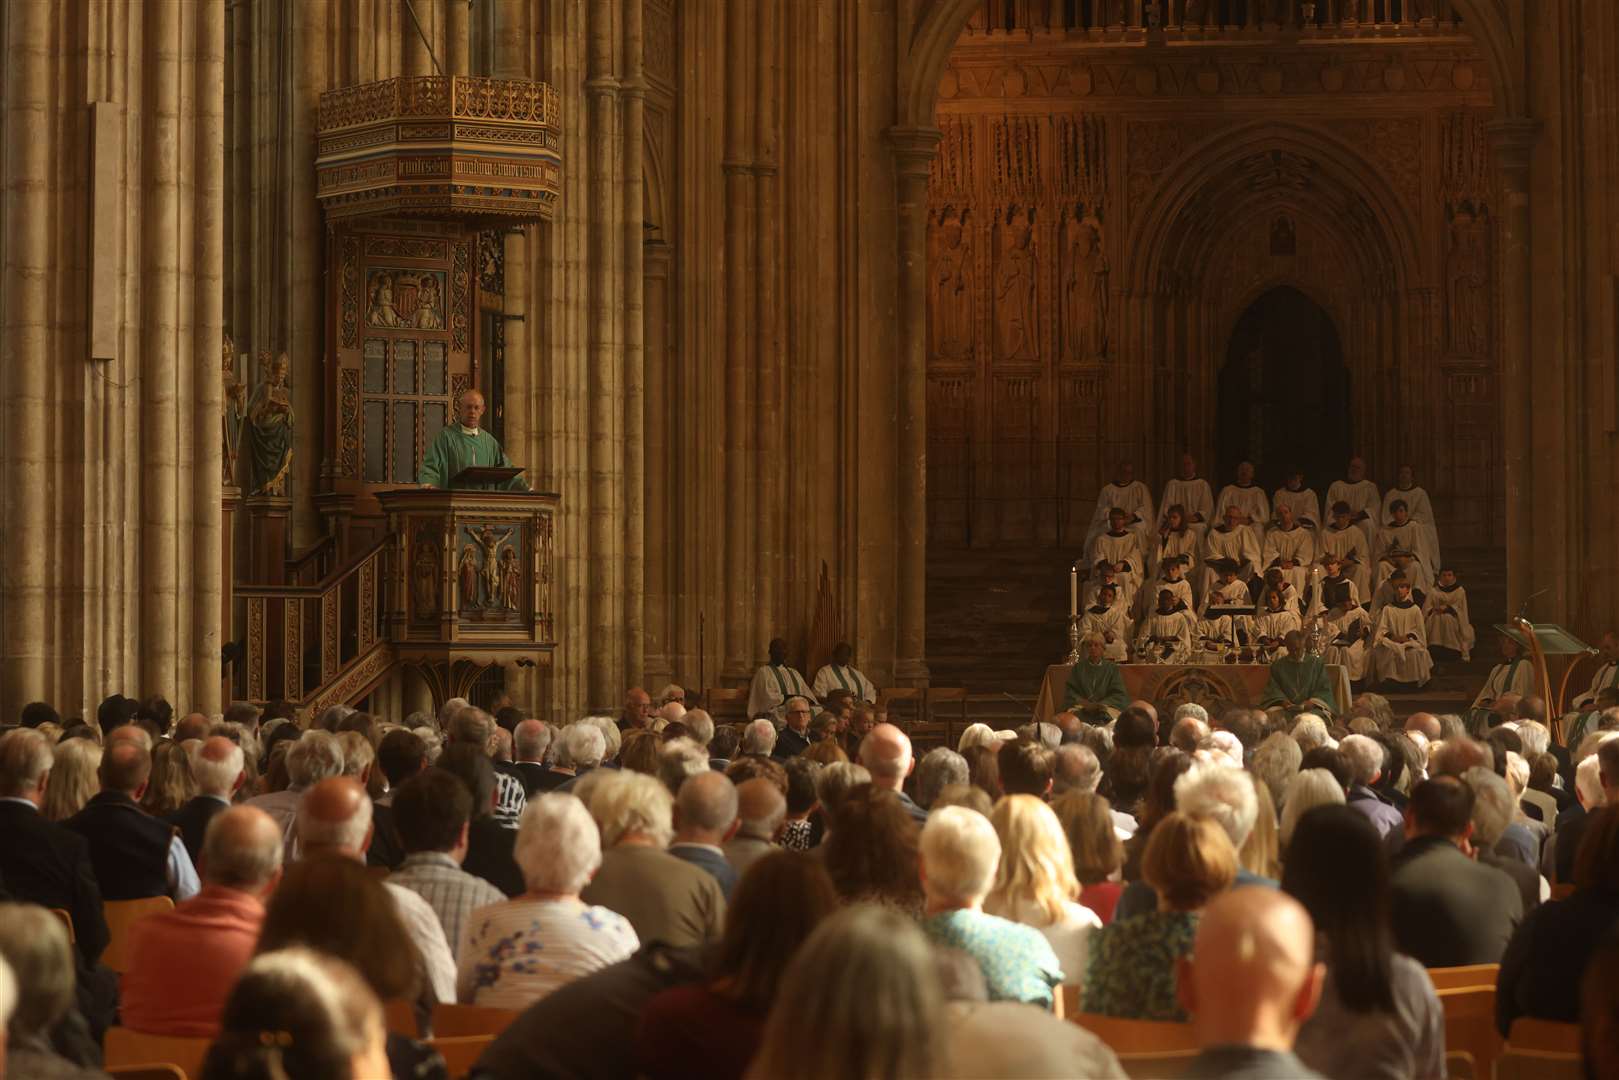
963 0 1464 37
236 535 393 708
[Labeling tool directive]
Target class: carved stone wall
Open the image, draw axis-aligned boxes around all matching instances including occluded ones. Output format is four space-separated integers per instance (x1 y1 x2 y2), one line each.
927 31 1503 550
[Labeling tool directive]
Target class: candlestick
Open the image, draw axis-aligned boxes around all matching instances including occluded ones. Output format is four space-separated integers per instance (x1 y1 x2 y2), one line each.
1069 563 1079 618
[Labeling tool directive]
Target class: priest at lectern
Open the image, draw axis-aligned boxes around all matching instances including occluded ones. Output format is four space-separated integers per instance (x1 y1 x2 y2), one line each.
418 389 529 490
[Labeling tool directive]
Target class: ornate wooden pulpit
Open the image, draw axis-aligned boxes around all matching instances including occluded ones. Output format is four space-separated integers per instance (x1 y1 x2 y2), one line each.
376 487 558 703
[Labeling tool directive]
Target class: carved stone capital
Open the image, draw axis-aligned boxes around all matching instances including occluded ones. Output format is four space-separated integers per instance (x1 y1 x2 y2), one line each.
887 125 944 180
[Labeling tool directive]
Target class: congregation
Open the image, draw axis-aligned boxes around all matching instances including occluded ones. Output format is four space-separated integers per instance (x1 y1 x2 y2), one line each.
1 674 1617 1079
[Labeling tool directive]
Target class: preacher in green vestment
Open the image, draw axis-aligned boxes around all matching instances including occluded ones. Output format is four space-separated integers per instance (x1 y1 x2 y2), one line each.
417 389 529 490
1063 634 1131 720
1260 631 1338 717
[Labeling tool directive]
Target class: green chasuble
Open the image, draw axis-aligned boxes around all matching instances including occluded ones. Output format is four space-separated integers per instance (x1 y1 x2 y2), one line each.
1260 655 1337 715
1063 660 1130 712
417 425 528 489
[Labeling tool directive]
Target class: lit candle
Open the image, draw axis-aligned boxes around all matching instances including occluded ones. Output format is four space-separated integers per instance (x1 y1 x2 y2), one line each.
1070 563 1079 618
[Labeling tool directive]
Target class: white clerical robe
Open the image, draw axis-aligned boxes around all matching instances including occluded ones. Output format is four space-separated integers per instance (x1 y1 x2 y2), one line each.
1323 604 1370 681
1326 478 1381 552
1423 585 1475 660
1318 525 1372 599
1085 481 1157 552
1159 477 1215 537
1085 576 1137 618
1374 522 1430 588
1370 601 1432 685
1201 525 1260 597
1137 609 1196 661
812 663 877 704
1082 602 1133 661
1573 660 1619 709
1214 484 1271 551
1382 485 1443 572
1472 658 1536 709
1150 528 1202 604
1199 577 1254 648
1252 608 1302 647
1273 486 1322 530
747 663 815 722
1368 572 1431 624
1088 529 1144 593
1262 525 1315 601
1135 576 1193 623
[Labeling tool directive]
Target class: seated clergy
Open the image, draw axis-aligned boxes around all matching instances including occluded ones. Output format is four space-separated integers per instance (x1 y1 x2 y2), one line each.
1213 460 1270 553
1572 632 1619 709
417 388 528 489
811 641 877 704
746 637 816 723
1160 452 1215 540
1317 555 1369 683
1369 575 1432 690
1082 584 1132 662
1252 588 1302 652
1137 588 1195 662
1153 504 1202 606
1088 507 1144 596
1272 467 1322 530
1201 505 1260 599
1063 634 1130 722
1381 464 1442 574
1325 456 1381 554
1472 634 1537 714
1261 631 1338 718
1262 502 1315 602
1086 560 1136 617
1423 568 1476 661
1319 501 1372 600
1085 461 1157 553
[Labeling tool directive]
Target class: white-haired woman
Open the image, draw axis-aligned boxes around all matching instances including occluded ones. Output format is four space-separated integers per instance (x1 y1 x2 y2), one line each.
457 793 639 1009
984 794 1102 989
1279 768 1348 853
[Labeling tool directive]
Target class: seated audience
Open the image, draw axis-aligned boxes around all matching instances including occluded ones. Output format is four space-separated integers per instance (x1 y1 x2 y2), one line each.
1582 926 1619 1078
510 719 556 795
1284 806 1445 1080
667 771 741 898
1497 805 1619 1034
1084 812 1237 1020
121 806 284 1036
246 729 346 836
984 795 1101 988
858 723 926 823
1280 768 1347 851
1120 749 1192 881
1544 735 1619 885
724 778 786 876
748 905 943 1080
387 768 506 962
822 784 924 914
447 707 527 829
1390 777 1523 967
1178 888 1329 1080
144 737 198 816
580 771 726 948
915 747 969 811
41 737 100 823
436 744 525 897
1341 733 1404 844
201 949 393 1080
635 852 838 1080
1117 762 1269 920
778 758 819 850
169 735 246 863
1463 767 1542 916
1250 732 1303 812
459 793 637 1009
64 737 199 902
1052 791 1127 924
939 999 1126 1078
1242 781 1282 881
0 903 103 1080
998 739 1055 799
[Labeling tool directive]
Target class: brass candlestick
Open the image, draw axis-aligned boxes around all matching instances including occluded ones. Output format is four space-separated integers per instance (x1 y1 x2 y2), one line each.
1064 615 1083 665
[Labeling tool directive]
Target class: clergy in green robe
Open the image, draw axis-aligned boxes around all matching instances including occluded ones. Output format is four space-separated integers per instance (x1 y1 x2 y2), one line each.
417 389 528 490
1063 635 1130 719
1260 632 1337 717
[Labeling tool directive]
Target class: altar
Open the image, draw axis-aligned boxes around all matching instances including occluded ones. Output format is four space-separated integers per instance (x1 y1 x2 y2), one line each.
1031 661 1353 726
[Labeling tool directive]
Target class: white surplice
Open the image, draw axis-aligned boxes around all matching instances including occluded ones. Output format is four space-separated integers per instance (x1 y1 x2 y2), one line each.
1322 603 1370 681
811 663 877 703
746 663 816 721
1201 524 1261 597
1472 658 1536 709
1262 524 1316 601
1326 478 1382 553
1082 601 1133 661
1214 484 1271 551
1573 659 1619 709
1374 521 1431 589
1381 484 1443 572
1159 477 1215 538
1252 608 1302 647
1137 608 1196 661
1084 481 1157 552
1370 601 1433 685
1272 485 1322 530
1423 584 1475 661
1318 524 1372 600
1135 576 1193 623
1088 529 1145 593
1149 527 1202 605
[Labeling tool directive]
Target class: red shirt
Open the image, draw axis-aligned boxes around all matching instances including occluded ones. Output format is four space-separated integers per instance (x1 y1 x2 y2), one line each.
635 983 768 1080
1081 881 1124 926
120 885 266 1036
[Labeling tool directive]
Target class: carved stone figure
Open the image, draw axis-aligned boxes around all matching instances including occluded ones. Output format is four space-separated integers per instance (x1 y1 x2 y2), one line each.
499 546 521 611
930 208 974 358
243 351 294 497
413 539 440 616
222 332 246 486
458 544 480 608
412 275 444 330
1062 211 1110 359
1447 207 1488 356
995 207 1038 360
475 525 515 609
367 272 403 327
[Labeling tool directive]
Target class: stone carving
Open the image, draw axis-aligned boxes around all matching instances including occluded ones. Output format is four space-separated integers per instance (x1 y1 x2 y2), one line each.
243 351 294 497
1060 208 1109 360
500 547 522 610
457 543 480 607
990 116 1041 197
412 534 440 616
367 268 448 330
339 367 360 477
1055 113 1105 202
929 206 975 359
1446 203 1489 357
367 271 404 327
994 206 1038 360
340 237 360 346
930 117 974 199
222 333 246 486
478 229 505 295
452 242 472 351
476 525 513 607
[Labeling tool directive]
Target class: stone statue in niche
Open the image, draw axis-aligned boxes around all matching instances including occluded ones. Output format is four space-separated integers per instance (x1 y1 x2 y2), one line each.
995 206 1038 360
930 207 974 359
412 274 445 331
1447 205 1488 356
500 547 521 611
222 332 246 487
475 525 515 611
413 539 440 616
243 351 294 497
1061 209 1110 360
367 272 404 327
458 544 480 608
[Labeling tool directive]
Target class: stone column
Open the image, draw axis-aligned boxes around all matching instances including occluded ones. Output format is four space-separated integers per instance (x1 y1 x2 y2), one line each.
623 0 647 685
643 241 673 686
445 0 470 75
288 0 329 549
1489 119 1539 615
887 126 941 686
753 0 782 655
402 0 434 75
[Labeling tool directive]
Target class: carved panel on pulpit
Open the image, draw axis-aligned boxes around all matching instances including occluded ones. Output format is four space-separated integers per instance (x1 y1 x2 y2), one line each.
456 522 526 620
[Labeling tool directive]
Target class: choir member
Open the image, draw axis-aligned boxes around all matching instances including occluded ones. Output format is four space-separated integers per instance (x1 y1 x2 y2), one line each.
1325 457 1380 554
1085 462 1156 553
1160 452 1215 541
1272 467 1321 530
1369 576 1432 690
1214 460 1270 552
1423 568 1475 662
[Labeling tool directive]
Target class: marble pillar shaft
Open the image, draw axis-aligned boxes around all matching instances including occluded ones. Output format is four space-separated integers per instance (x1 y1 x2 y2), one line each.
623 0 648 687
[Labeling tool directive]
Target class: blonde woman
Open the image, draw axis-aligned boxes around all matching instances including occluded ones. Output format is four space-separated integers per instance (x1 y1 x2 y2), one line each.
141 739 197 816
1240 777 1281 880
1279 768 1347 853
42 738 101 822
984 794 1102 988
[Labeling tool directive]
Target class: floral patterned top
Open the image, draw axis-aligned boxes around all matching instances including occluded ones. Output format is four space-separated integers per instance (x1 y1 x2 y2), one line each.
456 897 639 1010
779 818 814 852
1082 910 1199 1020
920 908 1064 1007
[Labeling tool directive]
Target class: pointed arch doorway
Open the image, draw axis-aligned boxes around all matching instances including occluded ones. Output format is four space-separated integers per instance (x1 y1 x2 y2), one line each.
1217 286 1352 494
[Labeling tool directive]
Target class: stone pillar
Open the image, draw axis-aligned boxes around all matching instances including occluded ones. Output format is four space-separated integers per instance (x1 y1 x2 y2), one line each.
402 0 434 75
445 0 470 75
888 126 941 686
753 0 782 656
1490 119 1540 615
643 241 673 687
623 0 647 686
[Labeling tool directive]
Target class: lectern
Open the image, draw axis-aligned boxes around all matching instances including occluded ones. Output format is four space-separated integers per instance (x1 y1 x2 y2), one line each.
1499 618 1592 742
376 487 559 704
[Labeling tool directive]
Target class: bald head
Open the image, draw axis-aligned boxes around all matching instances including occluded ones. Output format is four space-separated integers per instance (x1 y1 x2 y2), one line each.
858 723 915 790
175 712 212 742
674 771 739 842
734 777 787 841
294 777 373 858
201 806 285 894
1182 888 1323 1051
191 735 247 797
1404 713 1441 742
100 740 152 796
1132 700 1159 728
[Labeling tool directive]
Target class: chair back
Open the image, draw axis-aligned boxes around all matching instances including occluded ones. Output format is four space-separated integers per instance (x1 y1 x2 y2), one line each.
431 1002 520 1038
877 688 924 730
1117 1048 1198 1079
925 687 969 751
1507 1018 1581 1054
430 1034 496 1080
102 896 176 973
1427 963 1500 990
1494 1048 1583 1080
1437 985 1499 1080
106 1066 188 1080
104 1027 210 1079
702 688 748 721
384 998 421 1037
1068 1013 1198 1055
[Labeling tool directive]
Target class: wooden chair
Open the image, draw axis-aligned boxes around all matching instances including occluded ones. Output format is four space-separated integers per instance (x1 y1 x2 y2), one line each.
102 896 175 973
1117 1048 1198 1079
702 687 748 722
1067 1012 1199 1055
1427 963 1500 990
1437 985 1499 1080
877 687 925 731
926 687 970 751
48 906 75 944
104 1028 210 1079
1494 1048 1582 1080
384 998 421 1037
1506 1017 1581 1054
106 1066 187 1080
430 1034 495 1080
430 1002 520 1038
